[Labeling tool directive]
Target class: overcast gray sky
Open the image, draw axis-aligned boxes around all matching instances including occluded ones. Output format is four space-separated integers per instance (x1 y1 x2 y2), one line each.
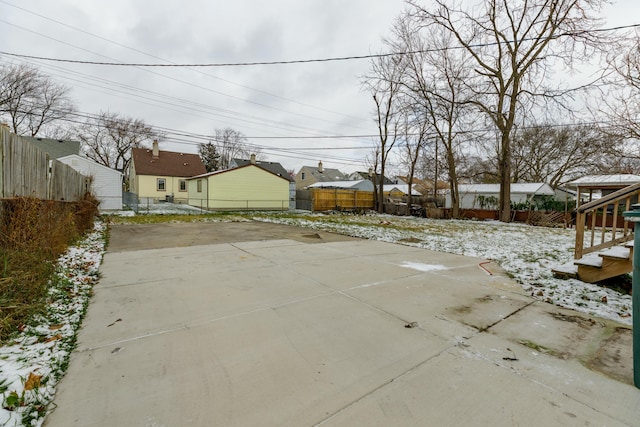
1 0 638 173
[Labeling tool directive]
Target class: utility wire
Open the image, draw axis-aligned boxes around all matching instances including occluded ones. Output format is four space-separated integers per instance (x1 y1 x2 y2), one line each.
0 20 370 132
1 24 639 68
0 0 369 124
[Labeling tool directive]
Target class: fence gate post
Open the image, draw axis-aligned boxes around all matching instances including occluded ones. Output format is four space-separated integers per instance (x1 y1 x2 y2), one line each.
623 204 640 389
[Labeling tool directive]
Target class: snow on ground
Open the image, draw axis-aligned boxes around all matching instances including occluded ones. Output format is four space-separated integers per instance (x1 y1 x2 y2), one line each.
0 209 632 426
133 201 205 215
0 222 106 427
252 212 633 326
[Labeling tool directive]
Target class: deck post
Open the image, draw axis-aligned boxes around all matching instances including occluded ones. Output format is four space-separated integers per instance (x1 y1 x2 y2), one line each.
575 211 585 259
622 203 640 389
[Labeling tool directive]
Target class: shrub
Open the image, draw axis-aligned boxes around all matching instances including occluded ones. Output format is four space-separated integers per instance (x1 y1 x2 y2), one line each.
0 196 99 343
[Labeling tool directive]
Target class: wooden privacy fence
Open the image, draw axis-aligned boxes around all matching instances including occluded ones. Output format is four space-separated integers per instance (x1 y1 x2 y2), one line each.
297 188 374 211
1 127 89 201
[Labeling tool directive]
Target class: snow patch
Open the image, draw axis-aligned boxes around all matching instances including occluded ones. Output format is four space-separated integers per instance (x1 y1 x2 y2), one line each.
400 262 448 272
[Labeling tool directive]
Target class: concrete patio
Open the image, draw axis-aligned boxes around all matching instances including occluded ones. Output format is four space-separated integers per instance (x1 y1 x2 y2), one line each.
45 222 639 426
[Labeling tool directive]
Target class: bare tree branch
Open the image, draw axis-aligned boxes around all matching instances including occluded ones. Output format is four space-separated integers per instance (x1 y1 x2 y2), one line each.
0 63 75 136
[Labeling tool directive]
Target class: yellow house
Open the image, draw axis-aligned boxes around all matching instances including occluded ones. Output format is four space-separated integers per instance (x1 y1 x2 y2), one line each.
130 141 207 204
188 163 290 210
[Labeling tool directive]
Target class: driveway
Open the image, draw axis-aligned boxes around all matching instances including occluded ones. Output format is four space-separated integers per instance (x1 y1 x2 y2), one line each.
45 221 639 426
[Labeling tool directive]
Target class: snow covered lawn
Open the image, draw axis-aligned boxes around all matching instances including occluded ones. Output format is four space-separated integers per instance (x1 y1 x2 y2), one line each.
251 212 633 325
0 222 106 427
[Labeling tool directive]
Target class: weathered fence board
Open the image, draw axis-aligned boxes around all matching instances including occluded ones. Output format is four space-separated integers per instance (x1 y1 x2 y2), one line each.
1 127 88 201
49 160 90 201
296 188 374 211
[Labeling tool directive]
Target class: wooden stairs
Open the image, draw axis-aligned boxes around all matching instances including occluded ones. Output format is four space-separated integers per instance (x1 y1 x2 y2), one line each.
552 241 633 283
551 182 640 284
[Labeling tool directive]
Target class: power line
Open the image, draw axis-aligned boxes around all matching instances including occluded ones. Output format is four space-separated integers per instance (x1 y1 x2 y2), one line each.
0 0 369 124
0 20 372 133
1 23 639 68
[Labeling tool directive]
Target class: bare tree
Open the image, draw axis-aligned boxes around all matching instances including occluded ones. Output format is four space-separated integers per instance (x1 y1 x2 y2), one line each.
512 124 618 188
408 0 607 221
365 55 406 213
212 128 253 170
388 15 477 218
0 63 75 137
75 111 156 172
399 106 431 213
598 29 640 163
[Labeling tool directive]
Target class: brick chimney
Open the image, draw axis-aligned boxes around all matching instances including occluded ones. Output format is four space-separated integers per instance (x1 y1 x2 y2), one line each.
250 153 256 164
152 140 159 159
318 161 323 173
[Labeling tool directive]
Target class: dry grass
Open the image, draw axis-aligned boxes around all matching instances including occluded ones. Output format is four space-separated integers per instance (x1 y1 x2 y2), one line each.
0 195 99 342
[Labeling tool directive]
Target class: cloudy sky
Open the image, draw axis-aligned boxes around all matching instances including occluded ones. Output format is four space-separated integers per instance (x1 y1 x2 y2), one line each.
1 0 638 174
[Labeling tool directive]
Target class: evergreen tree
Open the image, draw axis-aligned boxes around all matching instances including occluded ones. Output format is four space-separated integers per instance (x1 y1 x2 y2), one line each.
199 142 221 172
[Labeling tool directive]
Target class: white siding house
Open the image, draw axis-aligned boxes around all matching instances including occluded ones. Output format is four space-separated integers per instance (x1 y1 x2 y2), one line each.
446 183 555 209
58 154 123 211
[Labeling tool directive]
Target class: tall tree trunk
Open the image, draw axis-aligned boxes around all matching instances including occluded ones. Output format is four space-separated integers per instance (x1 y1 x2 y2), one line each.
499 132 511 222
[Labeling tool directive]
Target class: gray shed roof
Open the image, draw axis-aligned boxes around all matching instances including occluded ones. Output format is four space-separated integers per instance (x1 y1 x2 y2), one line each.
566 174 640 188
231 158 294 182
301 165 346 182
23 136 81 159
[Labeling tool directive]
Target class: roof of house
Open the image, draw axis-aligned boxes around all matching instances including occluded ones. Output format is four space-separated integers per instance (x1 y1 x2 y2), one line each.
58 154 123 176
383 184 422 196
231 158 294 182
300 165 346 182
566 174 640 188
396 175 449 191
352 171 394 185
189 163 292 181
131 147 206 177
457 183 555 196
23 136 81 159
307 180 373 191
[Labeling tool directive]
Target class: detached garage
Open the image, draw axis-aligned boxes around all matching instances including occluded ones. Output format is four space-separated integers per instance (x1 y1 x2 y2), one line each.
187 164 290 211
58 154 123 211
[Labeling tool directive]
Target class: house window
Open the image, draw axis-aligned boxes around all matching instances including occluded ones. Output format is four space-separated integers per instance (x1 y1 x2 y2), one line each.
179 179 187 192
301 172 306 180
197 179 203 193
157 178 166 191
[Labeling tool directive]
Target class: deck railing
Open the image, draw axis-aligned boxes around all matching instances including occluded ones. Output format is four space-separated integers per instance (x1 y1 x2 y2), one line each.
574 182 640 259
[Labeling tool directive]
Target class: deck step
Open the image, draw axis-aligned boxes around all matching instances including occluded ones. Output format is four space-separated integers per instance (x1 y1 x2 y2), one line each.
574 256 603 268
599 246 631 260
553 240 634 283
551 263 578 279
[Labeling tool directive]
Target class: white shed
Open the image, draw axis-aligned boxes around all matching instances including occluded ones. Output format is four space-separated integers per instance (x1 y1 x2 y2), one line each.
58 155 123 211
446 183 555 209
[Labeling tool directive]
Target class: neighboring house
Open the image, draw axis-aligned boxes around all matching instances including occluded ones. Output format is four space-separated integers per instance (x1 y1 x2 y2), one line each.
58 154 123 211
553 187 587 204
187 163 290 210
446 183 555 209
395 175 432 196
395 175 449 197
348 171 395 186
566 174 640 206
383 184 422 197
230 155 296 209
21 136 81 159
307 180 374 191
295 161 346 189
129 141 206 204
